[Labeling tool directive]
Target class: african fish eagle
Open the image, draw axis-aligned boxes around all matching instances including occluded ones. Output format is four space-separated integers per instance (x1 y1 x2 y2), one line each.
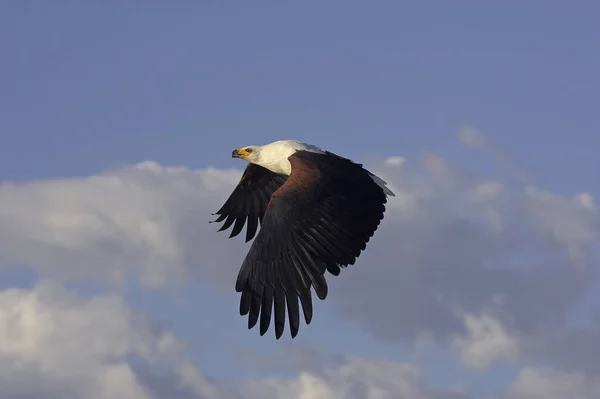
212 140 395 339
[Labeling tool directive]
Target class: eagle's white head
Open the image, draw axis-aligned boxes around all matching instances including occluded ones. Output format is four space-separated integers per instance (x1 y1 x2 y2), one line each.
232 140 325 175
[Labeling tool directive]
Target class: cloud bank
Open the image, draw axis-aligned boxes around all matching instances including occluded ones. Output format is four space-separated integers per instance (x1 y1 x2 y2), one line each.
0 129 598 398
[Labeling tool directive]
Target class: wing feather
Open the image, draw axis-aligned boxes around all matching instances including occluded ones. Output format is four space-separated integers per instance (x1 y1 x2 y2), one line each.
212 163 287 242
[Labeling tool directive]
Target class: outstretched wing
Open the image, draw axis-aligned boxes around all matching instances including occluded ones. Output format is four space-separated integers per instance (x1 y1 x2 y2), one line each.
235 150 390 339
212 163 288 242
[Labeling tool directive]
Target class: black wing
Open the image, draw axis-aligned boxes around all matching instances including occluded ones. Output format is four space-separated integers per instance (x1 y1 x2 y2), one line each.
234 150 390 339
212 163 288 242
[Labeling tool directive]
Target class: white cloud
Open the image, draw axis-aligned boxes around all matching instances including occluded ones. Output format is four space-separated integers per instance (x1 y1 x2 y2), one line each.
0 281 468 399
452 313 518 369
385 156 406 166
240 357 469 399
0 162 244 288
524 185 598 268
0 281 188 399
177 362 240 399
1 139 599 396
2 155 598 345
328 156 598 348
504 367 600 399
178 355 469 399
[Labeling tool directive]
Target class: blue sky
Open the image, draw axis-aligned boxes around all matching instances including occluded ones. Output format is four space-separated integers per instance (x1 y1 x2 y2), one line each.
1 2 599 399
2 2 598 190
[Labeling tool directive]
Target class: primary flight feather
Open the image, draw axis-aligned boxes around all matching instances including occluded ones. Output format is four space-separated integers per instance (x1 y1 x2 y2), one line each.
212 140 395 339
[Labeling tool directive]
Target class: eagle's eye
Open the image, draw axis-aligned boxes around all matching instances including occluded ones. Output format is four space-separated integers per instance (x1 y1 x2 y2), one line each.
245 148 253 153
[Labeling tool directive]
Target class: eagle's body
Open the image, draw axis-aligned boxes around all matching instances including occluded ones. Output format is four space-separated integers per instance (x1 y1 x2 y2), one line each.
212 140 394 339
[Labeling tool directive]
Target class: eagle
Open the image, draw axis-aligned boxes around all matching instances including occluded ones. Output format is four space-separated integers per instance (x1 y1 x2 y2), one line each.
212 140 395 339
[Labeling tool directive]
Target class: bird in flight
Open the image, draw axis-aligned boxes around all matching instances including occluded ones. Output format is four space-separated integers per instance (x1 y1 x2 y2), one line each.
212 140 395 339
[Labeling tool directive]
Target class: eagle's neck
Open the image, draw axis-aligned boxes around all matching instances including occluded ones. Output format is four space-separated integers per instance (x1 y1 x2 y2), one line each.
252 140 325 175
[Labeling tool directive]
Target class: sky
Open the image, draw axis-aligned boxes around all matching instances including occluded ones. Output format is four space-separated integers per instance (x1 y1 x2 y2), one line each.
0 2 599 399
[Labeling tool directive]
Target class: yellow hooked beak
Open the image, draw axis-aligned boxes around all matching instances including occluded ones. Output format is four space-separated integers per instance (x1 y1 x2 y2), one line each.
232 147 252 159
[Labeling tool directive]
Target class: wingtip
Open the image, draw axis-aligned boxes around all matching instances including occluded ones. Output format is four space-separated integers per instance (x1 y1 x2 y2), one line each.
275 326 284 340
